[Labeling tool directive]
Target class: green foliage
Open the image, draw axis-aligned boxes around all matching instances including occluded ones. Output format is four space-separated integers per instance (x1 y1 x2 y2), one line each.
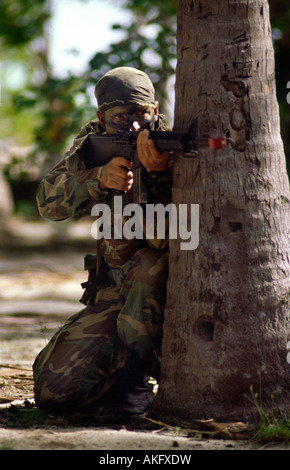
0 1 96 171
0 0 52 155
87 0 177 115
15 74 96 158
0 0 50 47
1 0 177 173
0 440 15 450
1 0 289 177
4 404 48 428
255 417 290 442
250 384 290 443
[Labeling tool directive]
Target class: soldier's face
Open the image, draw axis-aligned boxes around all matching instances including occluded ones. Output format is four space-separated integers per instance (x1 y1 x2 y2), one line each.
97 103 159 134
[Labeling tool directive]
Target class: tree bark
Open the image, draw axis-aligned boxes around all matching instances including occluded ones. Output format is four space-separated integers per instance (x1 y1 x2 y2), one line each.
152 0 290 422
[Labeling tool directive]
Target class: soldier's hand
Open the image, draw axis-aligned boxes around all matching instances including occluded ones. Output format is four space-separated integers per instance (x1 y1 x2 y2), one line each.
137 129 170 173
98 157 133 191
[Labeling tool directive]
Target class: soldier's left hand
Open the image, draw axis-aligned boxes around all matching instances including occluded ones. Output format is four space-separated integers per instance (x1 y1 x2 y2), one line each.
137 129 170 173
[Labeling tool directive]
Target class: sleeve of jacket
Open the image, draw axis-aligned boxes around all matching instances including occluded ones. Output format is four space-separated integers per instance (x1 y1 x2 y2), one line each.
36 121 109 220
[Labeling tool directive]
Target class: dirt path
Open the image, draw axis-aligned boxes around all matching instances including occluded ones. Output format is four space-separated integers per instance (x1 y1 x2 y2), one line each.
0 218 288 451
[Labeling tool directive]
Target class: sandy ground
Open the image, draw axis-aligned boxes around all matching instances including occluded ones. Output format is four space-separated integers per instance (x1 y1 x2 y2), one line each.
0 217 288 451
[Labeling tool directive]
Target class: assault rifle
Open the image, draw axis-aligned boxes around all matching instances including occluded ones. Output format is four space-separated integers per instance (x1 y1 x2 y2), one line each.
84 117 228 204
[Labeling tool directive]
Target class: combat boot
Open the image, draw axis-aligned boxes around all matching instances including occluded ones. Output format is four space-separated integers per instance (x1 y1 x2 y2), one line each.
98 350 156 416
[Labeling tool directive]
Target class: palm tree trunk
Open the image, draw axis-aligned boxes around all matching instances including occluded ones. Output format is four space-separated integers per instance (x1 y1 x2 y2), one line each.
152 0 290 422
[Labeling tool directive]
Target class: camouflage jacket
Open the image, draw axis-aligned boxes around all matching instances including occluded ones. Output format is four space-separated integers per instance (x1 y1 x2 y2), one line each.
36 119 173 267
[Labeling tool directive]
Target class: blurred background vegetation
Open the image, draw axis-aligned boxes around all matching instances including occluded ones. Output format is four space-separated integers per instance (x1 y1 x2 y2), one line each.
0 0 289 222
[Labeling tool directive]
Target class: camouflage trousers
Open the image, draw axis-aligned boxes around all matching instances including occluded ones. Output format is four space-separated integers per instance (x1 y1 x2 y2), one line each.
33 247 168 412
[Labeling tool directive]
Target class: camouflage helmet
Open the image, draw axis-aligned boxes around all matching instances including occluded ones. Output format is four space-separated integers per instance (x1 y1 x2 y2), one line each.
95 67 156 113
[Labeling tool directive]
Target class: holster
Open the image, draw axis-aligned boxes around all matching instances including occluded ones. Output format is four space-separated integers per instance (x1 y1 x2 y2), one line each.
80 254 114 306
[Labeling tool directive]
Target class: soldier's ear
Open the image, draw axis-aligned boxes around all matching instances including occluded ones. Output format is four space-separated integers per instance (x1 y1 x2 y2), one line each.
97 111 105 128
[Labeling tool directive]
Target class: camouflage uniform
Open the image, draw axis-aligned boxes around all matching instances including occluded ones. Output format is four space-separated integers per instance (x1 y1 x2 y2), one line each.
33 114 172 412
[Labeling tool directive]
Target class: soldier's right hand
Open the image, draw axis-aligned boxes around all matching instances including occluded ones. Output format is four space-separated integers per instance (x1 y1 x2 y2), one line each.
98 157 133 192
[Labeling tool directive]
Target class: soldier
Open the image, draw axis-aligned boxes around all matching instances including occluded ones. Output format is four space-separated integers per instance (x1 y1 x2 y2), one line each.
33 67 172 416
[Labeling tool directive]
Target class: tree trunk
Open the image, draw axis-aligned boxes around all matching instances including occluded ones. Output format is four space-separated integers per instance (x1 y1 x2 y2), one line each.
152 0 290 422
